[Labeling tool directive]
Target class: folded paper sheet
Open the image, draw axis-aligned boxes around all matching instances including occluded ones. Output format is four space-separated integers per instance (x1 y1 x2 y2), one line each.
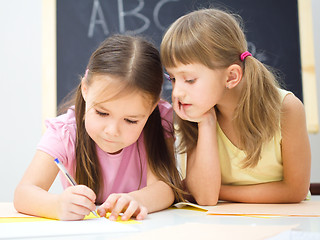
207 201 320 217
174 200 320 217
173 201 208 211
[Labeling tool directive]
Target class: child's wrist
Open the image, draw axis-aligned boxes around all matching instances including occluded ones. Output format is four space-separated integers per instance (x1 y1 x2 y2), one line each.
198 117 216 129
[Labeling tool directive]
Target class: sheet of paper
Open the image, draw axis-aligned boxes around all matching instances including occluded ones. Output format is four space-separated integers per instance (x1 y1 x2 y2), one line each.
207 201 320 217
121 222 299 240
0 217 137 239
173 201 209 211
0 204 139 224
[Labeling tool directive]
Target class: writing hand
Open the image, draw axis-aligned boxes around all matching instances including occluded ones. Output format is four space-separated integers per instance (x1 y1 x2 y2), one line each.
57 185 96 220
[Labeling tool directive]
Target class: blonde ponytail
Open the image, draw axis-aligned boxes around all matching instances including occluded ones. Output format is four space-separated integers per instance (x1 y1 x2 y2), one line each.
235 56 281 167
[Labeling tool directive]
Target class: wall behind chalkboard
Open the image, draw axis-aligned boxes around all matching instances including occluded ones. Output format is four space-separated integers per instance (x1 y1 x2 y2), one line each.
57 0 302 105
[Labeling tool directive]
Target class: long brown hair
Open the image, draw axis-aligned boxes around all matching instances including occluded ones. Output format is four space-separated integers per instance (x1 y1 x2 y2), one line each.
60 34 184 202
161 8 282 168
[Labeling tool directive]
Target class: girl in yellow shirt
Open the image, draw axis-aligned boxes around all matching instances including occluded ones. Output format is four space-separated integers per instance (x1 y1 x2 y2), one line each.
160 8 311 205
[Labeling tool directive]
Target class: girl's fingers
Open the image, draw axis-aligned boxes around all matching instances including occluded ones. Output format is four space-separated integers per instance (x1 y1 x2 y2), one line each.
70 193 96 212
57 200 88 221
121 201 139 221
97 194 121 218
105 194 121 209
67 203 91 218
109 196 129 221
97 201 111 217
72 185 96 203
135 206 148 220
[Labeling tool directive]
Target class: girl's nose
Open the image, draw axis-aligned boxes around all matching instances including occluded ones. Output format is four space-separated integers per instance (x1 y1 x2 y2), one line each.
104 121 120 137
172 82 185 99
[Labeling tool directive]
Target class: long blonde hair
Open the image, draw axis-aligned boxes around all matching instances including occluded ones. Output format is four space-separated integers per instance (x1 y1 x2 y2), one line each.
161 8 281 168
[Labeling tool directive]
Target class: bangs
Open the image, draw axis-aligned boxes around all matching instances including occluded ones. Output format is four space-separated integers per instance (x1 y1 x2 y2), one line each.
161 16 208 68
160 15 214 68
161 9 233 70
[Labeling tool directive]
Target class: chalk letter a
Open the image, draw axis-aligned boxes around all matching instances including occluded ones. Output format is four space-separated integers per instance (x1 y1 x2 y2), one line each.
88 0 109 38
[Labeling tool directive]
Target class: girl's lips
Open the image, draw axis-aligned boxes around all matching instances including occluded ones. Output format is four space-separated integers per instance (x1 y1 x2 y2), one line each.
179 101 191 109
175 100 192 121
181 103 191 108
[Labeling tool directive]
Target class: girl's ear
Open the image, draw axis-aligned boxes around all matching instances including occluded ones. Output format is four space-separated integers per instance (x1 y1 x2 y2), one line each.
226 64 243 89
81 78 88 101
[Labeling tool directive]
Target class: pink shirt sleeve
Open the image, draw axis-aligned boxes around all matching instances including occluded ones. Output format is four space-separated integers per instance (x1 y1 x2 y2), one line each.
37 108 77 170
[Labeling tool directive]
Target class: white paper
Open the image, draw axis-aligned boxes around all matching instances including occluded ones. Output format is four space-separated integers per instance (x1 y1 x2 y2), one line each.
0 217 137 239
206 201 320 216
173 201 210 211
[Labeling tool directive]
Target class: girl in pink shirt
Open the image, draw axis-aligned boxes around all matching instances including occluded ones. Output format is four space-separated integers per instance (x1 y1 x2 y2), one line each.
14 35 183 221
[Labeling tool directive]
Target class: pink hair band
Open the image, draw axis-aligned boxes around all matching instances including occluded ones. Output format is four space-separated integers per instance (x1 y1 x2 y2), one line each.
240 51 252 61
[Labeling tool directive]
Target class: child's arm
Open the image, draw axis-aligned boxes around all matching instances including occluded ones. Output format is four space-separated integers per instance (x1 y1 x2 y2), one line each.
97 138 177 221
184 108 221 206
219 94 311 203
14 150 96 220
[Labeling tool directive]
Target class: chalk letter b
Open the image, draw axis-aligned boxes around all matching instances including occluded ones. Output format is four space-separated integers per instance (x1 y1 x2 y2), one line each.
118 0 150 34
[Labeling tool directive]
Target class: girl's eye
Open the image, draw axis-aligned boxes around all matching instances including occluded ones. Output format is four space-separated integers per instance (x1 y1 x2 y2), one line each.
96 110 108 117
125 119 138 124
170 77 176 83
185 79 195 84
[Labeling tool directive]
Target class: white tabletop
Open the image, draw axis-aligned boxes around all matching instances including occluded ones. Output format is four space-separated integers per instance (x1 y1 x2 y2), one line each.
1 197 320 240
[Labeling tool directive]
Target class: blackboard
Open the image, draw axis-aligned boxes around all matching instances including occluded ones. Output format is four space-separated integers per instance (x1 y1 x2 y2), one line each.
57 0 302 105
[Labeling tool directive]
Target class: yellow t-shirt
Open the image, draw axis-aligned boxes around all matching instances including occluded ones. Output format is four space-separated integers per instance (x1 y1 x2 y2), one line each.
218 88 290 185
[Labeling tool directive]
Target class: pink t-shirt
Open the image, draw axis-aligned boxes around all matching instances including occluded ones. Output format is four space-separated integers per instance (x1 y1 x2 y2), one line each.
37 100 173 204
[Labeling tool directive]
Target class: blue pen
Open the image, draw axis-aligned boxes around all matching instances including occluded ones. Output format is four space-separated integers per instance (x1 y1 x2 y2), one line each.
54 158 98 217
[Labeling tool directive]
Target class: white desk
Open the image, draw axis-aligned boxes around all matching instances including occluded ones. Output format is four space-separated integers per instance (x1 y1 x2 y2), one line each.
1 197 320 240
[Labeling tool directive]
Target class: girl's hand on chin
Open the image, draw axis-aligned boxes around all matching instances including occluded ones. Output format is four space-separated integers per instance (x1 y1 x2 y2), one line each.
97 193 148 221
197 108 217 127
177 108 217 125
